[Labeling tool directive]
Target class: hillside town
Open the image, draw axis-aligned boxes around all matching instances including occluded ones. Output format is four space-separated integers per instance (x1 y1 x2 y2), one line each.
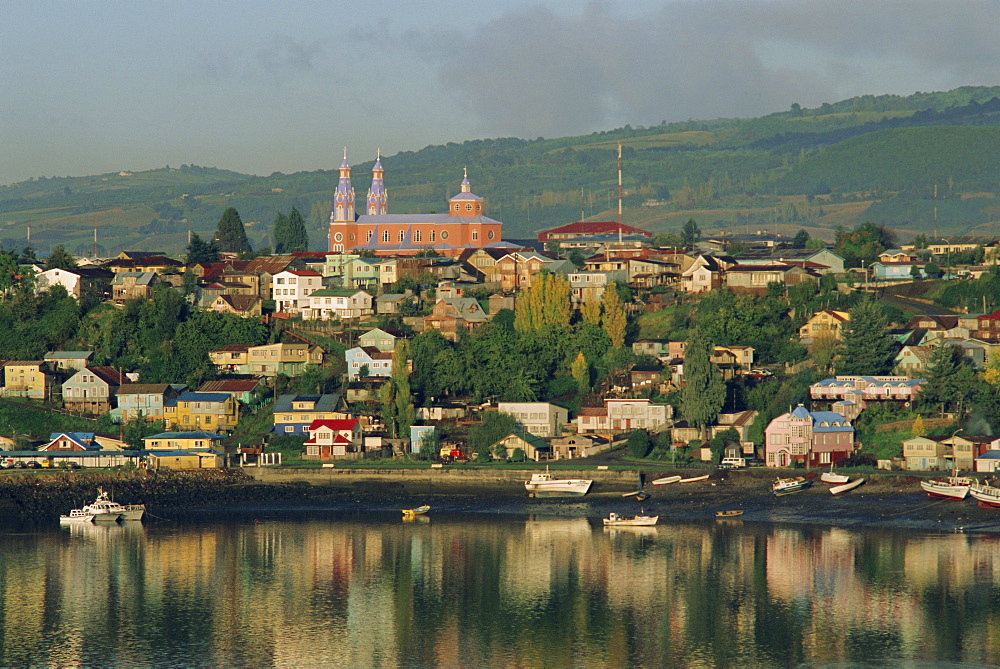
2 156 1000 479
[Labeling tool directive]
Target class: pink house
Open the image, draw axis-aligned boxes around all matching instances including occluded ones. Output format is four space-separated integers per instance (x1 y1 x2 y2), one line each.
810 376 925 404
764 405 854 468
303 419 362 460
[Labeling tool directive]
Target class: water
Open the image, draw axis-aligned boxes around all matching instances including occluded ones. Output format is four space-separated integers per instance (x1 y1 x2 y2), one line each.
2 511 999 667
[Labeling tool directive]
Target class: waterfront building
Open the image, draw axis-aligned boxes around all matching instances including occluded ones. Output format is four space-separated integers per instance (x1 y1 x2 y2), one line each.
764 405 854 468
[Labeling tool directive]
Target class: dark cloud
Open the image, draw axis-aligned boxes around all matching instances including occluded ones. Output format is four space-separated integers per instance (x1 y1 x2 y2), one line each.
255 34 324 77
411 1 1000 137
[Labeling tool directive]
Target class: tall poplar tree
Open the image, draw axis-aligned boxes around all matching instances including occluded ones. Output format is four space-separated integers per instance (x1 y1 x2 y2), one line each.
600 283 627 349
836 298 897 375
680 330 725 439
214 207 252 254
273 207 309 253
392 340 415 438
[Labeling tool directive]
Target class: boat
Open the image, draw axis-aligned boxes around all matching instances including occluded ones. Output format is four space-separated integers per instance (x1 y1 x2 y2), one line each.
772 476 812 496
651 475 681 486
59 488 145 523
524 468 592 497
820 471 850 484
603 512 658 527
679 474 710 484
402 505 430 516
920 475 974 500
830 477 865 495
969 483 1000 508
715 510 743 518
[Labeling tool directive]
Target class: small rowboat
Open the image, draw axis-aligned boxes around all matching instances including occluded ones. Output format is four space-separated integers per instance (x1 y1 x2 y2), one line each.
830 477 865 495
621 490 650 501
715 510 743 518
679 474 710 484
652 475 681 486
402 505 430 516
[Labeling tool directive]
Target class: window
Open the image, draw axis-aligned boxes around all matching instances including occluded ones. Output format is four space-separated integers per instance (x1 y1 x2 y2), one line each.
441 230 449 240
472 230 478 241
285 426 295 433
398 230 405 242
414 230 422 242
366 230 373 241
465 204 472 211
430 230 436 242
382 230 390 242
334 232 343 242
488 230 495 240
454 204 460 212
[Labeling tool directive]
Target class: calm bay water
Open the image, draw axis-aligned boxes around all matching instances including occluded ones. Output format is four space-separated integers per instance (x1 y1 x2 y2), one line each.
1 511 999 667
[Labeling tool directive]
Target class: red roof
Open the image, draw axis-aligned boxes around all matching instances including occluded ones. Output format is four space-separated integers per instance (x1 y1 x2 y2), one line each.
538 221 652 241
287 270 322 277
307 419 359 431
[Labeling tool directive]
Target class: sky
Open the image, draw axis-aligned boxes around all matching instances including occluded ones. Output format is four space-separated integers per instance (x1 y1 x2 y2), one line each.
3 0 1000 186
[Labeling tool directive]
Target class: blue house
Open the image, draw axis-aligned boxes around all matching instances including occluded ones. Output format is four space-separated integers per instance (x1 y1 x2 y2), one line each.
870 262 924 281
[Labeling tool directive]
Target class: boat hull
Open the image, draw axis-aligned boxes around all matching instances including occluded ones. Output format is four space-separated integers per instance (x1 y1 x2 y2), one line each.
772 477 811 496
970 485 1000 507
119 505 145 521
830 478 865 495
524 475 592 497
821 472 850 484
679 474 710 484
920 479 971 500
652 475 681 486
604 515 658 527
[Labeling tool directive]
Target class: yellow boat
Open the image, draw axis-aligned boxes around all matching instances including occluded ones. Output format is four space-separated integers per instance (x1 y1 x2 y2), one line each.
402 505 430 516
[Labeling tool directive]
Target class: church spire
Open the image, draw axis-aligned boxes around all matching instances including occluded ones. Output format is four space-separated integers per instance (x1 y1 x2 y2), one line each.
367 148 388 215
461 166 471 193
332 147 355 223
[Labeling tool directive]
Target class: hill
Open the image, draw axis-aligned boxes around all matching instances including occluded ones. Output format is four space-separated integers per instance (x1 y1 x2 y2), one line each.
4 86 1000 255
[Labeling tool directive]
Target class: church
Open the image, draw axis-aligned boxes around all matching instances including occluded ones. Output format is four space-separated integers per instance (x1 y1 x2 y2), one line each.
328 151 505 257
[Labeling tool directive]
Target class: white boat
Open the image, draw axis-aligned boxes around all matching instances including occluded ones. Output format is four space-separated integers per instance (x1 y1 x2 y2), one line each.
679 474 710 484
60 488 145 524
820 471 850 484
524 468 592 497
651 475 681 486
970 483 1000 508
772 476 812 496
830 477 865 495
603 512 658 527
920 476 973 500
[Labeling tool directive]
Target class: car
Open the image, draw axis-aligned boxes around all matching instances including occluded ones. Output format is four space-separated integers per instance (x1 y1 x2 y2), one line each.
0 461 12 470
12 462 25 469
746 457 766 467
25 461 40 469
720 457 747 469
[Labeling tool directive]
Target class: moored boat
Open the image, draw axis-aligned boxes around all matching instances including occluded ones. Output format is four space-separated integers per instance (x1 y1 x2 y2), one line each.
603 512 658 527
651 475 681 486
680 474 710 484
715 510 743 518
920 476 973 500
820 471 850 484
772 476 812 496
402 505 430 516
830 477 865 495
60 508 120 524
60 488 145 523
524 468 592 497
969 483 1000 508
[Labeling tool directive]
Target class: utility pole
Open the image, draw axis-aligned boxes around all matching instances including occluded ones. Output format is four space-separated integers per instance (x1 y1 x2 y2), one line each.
617 141 623 229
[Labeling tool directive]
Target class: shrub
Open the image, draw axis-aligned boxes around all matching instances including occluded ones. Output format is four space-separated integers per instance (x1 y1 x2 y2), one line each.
627 430 651 458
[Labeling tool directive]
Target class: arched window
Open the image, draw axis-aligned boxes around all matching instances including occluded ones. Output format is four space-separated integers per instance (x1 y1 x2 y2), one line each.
465 204 472 211
398 230 405 242
414 230 422 242
472 230 478 241
366 230 373 242
382 230 390 243
430 230 436 242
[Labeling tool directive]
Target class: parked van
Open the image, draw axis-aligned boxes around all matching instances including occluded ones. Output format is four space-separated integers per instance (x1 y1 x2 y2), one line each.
720 457 746 469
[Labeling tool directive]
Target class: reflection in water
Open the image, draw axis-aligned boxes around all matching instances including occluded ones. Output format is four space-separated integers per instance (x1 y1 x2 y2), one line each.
0 514 998 666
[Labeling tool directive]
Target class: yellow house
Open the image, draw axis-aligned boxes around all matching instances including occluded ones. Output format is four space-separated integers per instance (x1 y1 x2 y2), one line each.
142 431 225 469
164 392 239 433
208 345 251 374
247 342 324 377
1 361 56 400
799 310 851 342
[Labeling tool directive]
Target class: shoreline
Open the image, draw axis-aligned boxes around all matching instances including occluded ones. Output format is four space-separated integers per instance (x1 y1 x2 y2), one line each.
3 468 999 534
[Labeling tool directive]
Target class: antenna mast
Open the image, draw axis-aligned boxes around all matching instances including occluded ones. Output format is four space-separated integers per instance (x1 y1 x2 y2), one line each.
617 141 623 228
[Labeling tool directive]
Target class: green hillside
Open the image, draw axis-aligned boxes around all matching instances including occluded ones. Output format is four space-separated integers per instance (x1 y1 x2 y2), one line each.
4 86 1000 255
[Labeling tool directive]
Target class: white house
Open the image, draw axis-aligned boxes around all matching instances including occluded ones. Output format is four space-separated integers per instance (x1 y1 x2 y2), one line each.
305 288 373 320
577 398 672 434
497 402 569 438
271 270 323 313
345 346 394 380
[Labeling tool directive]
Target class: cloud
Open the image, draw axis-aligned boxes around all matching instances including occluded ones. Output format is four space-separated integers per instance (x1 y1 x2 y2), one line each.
411 0 1000 138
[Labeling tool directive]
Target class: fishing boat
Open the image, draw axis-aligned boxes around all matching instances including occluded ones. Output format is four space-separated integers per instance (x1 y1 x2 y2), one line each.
969 483 1000 508
603 512 658 527
679 474 710 484
402 505 430 516
772 476 812 496
524 468 592 497
920 475 974 500
59 488 145 524
651 475 681 486
715 510 743 518
820 471 850 484
830 477 865 495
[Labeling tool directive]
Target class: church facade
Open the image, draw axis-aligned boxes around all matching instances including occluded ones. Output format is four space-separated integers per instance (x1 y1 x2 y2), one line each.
328 151 504 257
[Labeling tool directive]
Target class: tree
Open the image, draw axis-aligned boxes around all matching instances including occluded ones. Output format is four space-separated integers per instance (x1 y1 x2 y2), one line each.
600 283 627 349
44 245 77 271
920 340 977 415
379 380 397 438
186 233 220 264
911 415 925 437
626 430 651 458
792 229 810 249
467 411 517 455
652 232 684 249
680 330 726 439
571 351 589 392
214 207 251 254
274 207 309 253
836 298 897 376
681 219 701 250
392 340 415 438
